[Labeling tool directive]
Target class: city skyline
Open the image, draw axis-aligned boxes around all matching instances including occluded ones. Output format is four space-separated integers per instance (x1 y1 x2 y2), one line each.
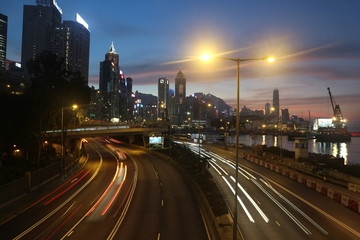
2 0 360 129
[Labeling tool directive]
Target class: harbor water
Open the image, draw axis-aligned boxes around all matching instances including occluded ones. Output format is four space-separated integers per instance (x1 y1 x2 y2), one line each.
206 134 360 165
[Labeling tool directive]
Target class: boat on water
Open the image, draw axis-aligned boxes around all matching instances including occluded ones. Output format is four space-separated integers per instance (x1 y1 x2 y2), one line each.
314 128 352 142
313 88 351 143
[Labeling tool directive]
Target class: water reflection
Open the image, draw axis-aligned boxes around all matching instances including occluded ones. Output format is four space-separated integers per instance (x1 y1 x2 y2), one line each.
217 134 355 165
311 141 348 164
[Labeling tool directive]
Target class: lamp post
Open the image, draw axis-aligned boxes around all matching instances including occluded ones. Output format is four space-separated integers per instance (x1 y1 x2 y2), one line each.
202 54 275 240
61 104 78 172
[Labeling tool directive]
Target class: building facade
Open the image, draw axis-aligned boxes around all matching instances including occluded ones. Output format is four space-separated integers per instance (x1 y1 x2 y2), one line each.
157 77 169 121
265 102 270 116
174 70 186 124
50 15 90 84
21 1 62 77
99 42 120 121
0 13 7 70
272 88 280 123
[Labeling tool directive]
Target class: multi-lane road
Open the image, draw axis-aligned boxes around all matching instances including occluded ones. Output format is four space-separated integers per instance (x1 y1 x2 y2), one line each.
182 141 360 240
0 138 208 240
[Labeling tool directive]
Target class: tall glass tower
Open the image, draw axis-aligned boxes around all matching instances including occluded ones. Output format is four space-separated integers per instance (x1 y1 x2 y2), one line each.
0 13 7 70
99 42 120 120
158 77 169 121
21 0 62 77
272 88 280 122
175 70 186 124
49 14 90 84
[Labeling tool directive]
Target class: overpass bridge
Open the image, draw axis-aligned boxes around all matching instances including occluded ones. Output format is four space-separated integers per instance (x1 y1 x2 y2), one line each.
45 125 169 139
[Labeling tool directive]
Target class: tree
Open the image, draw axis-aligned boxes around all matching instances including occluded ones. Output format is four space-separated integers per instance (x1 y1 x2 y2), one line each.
25 51 90 165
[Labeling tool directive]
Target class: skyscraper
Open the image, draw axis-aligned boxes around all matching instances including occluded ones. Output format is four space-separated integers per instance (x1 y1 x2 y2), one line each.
272 88 280 122
281 108 290 124
175 70 186 124
158 77 169 121
0 13 8 70
50 14 90 83
265 103 270 116
99 42 120 120
21 0 62 76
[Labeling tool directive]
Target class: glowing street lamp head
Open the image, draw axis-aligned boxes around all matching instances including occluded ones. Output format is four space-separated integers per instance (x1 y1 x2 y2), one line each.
201 53 211 61
72 104 78 110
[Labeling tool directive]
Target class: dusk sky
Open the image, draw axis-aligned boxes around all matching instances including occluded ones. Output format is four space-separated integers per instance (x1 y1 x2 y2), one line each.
2 0 360 130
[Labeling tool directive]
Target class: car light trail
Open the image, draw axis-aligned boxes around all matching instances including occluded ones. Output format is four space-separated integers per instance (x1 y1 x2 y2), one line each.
262 179 328 235
101 165 127 215
222 176 255 223
44 204 83 240
210 160 228 175
14 151 103 240
32 170 85 206
43 170 91 205
86 162 122 216
209 161 223 176
230 176 269 223
252 179 312 235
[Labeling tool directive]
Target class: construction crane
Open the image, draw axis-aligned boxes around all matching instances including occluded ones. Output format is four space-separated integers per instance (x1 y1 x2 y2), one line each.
327 87 347 129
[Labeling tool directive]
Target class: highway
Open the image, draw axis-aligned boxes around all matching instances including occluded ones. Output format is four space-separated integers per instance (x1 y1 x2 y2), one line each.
0 138 208 240
181 141 360 240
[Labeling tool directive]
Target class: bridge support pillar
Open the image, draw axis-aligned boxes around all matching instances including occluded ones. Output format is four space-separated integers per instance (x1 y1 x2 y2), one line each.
128 135 135 144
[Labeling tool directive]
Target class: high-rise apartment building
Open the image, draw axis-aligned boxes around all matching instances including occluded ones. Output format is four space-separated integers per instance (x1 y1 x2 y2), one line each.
158 77 169 121
21 0 62 76
99 42 120 120
0 13 8 70
272 88 280 122
175 70 186 124
50 14 90 84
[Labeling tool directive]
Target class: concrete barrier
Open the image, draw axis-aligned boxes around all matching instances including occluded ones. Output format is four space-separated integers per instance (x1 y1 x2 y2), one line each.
333 191 341 203
320 186 328 195
306 179 316 189
348 199 358 212
341 195 349 207
327 188 334 199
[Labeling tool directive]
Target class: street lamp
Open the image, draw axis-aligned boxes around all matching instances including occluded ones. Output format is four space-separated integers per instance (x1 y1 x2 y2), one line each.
202 54 275 240
61 104 78 172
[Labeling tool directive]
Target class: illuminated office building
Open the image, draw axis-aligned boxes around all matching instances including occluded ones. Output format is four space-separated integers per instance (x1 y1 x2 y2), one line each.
99 42 120 120
272 88 280 122
50 14 90 84
175 70 186 124
158 77 169 121
0 13 7 70
21 0 62 76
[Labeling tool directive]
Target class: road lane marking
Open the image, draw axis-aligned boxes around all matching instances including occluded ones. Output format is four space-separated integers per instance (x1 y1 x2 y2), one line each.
62 201 76 217
152 166 159 179
44 204 83 240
